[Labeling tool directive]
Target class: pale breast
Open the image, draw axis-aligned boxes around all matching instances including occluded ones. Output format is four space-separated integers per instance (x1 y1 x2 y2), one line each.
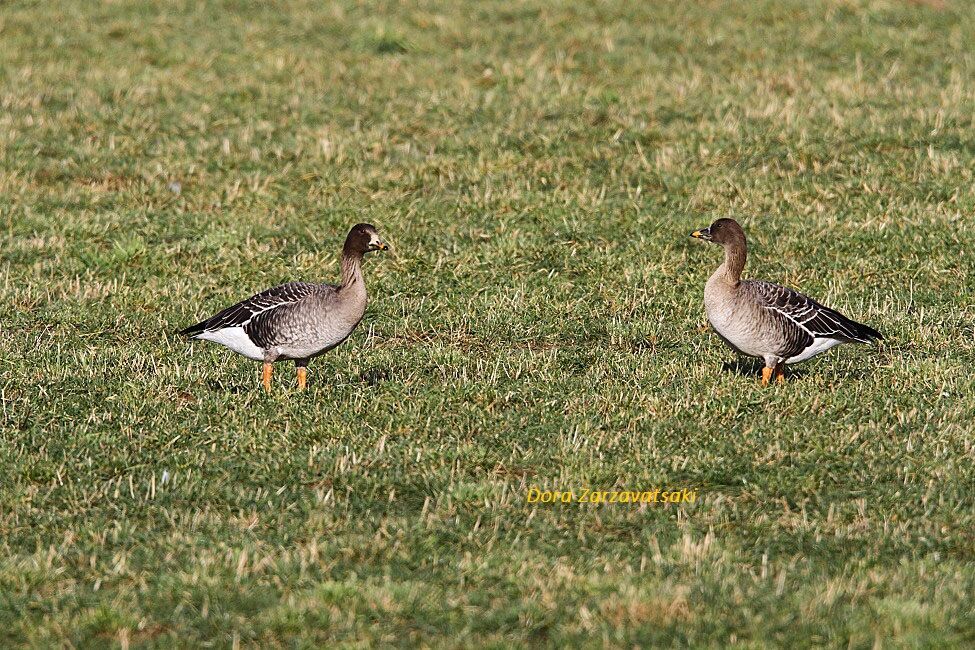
273 286 367 359
704 276 768 358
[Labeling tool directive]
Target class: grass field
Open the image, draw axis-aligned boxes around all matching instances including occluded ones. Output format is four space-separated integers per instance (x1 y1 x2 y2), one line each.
3 0 975 646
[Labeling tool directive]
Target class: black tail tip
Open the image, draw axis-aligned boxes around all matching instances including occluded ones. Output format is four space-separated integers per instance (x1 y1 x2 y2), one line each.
178 323 204 337
864 325 883 342
850 321 882 343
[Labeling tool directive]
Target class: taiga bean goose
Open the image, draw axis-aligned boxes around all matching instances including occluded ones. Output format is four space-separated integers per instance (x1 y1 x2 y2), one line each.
181 223 388 391
690 218 881 384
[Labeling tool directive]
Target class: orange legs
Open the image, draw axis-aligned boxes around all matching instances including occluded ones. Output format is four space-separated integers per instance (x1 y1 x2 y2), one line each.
762 363 786 386
262 361 309 392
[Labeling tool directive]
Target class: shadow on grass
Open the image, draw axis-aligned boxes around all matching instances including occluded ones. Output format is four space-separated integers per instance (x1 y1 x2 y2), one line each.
721 358 879 383
359 367 391 386
720 358 810 381
206 379 249 394
721 358 763 379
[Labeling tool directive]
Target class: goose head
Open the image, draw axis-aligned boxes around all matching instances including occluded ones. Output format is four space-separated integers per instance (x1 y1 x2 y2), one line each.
690 218 746 246
344 223 389 256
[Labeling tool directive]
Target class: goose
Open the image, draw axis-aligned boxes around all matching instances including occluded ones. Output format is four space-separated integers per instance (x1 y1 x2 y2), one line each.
181 223 388 391
690 218 882 384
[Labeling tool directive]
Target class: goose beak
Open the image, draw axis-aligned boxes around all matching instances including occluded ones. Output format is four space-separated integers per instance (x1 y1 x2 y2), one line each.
375 241 389 251
690 228 711 241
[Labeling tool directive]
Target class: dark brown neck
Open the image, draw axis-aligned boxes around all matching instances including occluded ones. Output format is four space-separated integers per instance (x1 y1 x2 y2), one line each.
721 238 746 284
340 252 363 288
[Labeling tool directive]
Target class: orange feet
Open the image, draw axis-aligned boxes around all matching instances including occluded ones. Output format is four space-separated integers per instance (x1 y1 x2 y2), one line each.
297 367 307 391
761 367 773 386
775 365 786 384
262 362 272 392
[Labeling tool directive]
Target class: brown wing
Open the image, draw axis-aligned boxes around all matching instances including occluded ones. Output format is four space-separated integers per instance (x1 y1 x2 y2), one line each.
747 280 883 346
180 282 320 337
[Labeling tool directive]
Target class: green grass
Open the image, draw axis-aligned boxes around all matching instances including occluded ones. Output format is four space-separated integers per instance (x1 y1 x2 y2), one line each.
2 0 975 646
